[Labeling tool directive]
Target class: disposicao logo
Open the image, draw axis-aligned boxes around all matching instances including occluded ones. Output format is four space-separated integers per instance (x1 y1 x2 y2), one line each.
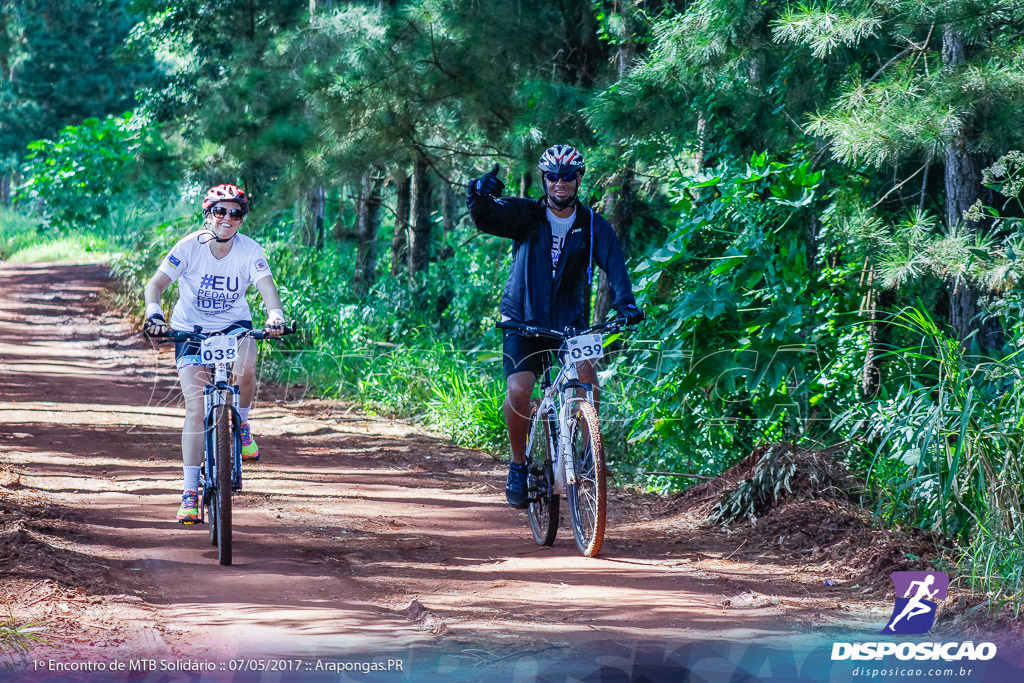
883 571 948 635
830 570 997 663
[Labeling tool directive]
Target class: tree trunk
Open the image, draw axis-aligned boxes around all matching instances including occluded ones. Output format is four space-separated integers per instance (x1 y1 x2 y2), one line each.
695 112 709 170
353 171 382 296
861 273 895 400
942 26 1000 350
805 212 819 277
520 170 533 198
0 175 10 205
303 185 325 249
390 169 410 277
441 184 456 237
593 169 634 323
593 16 637 324
438 183 457 260
331 185 348 240
407 152 433 277
558 1 603 89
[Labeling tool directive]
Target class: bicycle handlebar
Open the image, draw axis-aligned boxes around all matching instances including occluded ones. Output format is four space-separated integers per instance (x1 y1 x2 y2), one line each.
496 315 632 340
145 321 299 342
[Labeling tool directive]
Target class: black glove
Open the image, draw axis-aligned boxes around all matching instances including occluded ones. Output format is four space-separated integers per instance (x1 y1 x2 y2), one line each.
470 163 505 198
144 313 167 336
618 304 646 325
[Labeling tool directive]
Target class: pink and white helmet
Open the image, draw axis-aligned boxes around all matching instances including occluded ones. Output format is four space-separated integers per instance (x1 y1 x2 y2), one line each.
202 184 249 214
538 145 585 176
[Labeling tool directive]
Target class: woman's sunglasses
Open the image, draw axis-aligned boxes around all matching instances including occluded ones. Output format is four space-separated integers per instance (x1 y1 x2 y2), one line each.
210 206 246 220
543 171 579 183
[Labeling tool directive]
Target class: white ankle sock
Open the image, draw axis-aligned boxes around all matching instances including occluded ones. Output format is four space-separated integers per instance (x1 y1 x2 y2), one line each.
183 466 201 492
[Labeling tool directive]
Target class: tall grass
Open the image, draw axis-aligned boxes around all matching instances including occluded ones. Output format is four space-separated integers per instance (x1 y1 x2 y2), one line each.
0 203 192 265
0 208 47 260
834 305 1024 611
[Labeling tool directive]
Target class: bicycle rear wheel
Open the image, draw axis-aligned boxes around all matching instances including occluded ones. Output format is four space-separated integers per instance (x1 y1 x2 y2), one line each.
526 404 559 546
214 394 233 565
566 401 606 557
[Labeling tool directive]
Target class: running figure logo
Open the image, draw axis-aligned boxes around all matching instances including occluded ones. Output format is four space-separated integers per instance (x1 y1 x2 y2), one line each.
882 571 949 635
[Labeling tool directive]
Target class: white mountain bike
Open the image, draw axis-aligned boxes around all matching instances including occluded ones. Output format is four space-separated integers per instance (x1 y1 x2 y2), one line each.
497 315 635 557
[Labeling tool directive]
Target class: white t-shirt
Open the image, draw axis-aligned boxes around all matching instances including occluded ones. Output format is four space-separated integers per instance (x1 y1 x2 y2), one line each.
546 208 576 278
157 230 273 331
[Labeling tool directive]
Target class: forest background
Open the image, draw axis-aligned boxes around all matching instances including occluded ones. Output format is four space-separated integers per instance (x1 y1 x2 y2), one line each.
3 0 1024 614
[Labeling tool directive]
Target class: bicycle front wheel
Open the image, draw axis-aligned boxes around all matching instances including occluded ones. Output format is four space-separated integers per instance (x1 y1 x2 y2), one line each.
204 411 217 547
566 401 606 557
214 395 233 565
527 404 559 546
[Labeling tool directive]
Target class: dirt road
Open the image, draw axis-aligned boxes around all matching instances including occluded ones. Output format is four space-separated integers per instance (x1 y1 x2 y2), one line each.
0 262 1016 682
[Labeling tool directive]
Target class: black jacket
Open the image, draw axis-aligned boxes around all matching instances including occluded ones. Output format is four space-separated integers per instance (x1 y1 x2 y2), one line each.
467 191 637 330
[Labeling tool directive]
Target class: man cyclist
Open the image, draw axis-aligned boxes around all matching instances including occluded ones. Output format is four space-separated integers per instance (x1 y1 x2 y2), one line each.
466 145 644 509
143 184 286 523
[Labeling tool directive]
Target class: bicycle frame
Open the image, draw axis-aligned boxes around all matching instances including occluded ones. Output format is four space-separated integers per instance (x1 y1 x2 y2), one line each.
500 315 634 557
529 352 596 491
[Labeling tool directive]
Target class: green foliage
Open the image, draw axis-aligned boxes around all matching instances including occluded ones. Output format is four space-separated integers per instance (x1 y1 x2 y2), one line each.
17 112 177 228
959 513 1024 618
609 153 862 483
235 212 508 447
772 4 880 59
0 0 158 172
6 236 115 264
834 306 1024 539
8 0 1024 617
784 0 1024 167
0 208 43 260
0 206 130 263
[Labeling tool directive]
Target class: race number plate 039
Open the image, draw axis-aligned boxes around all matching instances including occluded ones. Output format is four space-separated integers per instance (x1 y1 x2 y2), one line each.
200 335 238 364
566 333 604 362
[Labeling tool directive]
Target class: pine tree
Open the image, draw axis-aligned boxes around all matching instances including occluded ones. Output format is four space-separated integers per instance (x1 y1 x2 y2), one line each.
779 0 1024 346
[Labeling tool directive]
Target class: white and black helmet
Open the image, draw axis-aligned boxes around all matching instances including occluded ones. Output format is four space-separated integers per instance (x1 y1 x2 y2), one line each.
538 145 585 177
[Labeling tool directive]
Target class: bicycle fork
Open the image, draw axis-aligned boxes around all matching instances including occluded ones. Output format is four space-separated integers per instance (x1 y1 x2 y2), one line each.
556 384 596 489
557 399 580 487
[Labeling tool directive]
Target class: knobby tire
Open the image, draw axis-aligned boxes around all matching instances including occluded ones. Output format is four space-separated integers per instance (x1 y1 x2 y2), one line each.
527 404 559 546
566 401 606 557
205 409 217 547
214 395 233 565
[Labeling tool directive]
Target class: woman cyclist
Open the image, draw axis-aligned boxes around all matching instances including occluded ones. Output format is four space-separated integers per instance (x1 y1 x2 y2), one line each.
143 184 286 523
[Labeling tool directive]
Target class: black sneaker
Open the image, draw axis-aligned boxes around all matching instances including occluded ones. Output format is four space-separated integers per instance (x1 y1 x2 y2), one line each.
505 461 529 509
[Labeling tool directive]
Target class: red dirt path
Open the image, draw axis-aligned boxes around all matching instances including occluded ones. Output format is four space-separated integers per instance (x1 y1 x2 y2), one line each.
0 262 1006 681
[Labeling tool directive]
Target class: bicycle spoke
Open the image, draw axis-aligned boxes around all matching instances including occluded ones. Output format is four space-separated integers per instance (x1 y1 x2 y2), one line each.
526 405 559 546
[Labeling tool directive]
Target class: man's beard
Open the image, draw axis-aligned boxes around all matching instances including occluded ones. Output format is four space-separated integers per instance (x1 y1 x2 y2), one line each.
546 193 575 211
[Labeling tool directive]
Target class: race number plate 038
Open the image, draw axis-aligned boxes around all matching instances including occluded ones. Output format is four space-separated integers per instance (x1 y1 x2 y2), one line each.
200 335 238 364
566 333 604 362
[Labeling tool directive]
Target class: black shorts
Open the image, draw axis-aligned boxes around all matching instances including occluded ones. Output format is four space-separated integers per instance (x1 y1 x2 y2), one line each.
174 320 252 370
502 331 562 378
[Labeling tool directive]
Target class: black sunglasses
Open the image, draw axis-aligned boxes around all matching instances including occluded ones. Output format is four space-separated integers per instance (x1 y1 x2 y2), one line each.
211 206 246 219
544 171 579 183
